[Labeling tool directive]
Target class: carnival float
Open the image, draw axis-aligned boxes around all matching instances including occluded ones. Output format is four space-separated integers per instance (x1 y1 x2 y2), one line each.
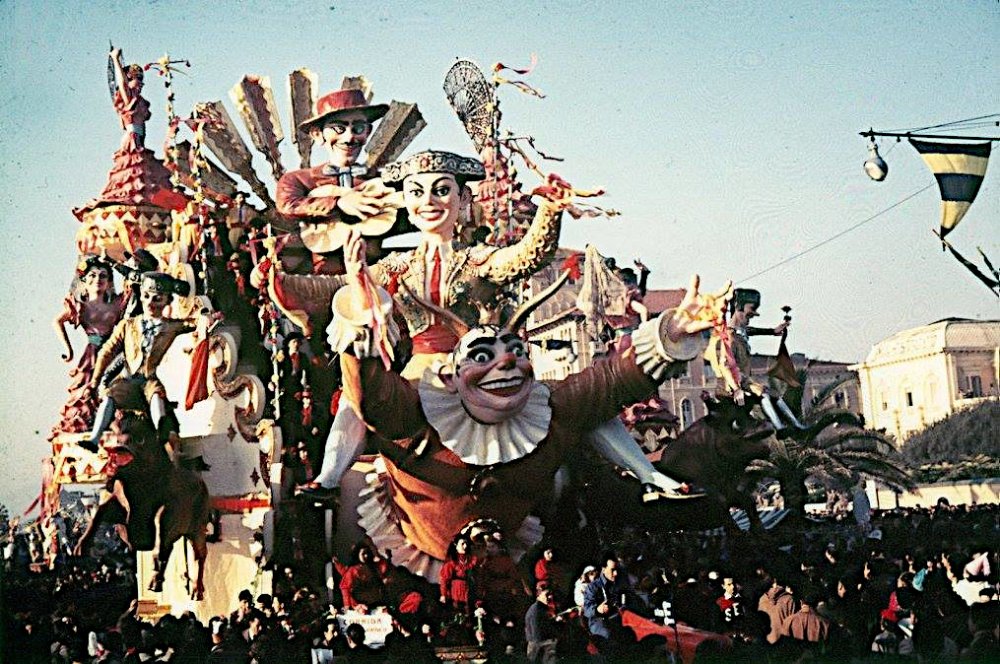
44 46 796 625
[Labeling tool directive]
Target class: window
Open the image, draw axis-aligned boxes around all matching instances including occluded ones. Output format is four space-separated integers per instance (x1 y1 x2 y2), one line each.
906 392 913 407
834 391 845 407
703 359 716 380
680 399 693 429
970 375 983 397
675 361 690 380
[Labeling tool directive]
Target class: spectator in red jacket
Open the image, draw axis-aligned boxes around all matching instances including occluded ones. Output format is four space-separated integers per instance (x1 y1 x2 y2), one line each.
334 544 386 609
439 534 478 615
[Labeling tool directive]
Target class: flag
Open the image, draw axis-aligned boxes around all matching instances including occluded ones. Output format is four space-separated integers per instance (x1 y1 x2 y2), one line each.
185 337 211 410
768 335 801 388
910 139 991 238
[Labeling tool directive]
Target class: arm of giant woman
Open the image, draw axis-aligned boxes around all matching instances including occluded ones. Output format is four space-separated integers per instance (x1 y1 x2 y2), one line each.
481 200 563 284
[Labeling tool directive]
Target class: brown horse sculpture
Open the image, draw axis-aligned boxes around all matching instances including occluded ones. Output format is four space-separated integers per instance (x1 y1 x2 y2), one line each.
74 414 211 600
652 394 774 533
567 394 774 534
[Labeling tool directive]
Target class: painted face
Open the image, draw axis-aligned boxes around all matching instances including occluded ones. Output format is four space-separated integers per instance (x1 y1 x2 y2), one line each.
317 110 371 167
82 266 112 296
402 173 466 237
444 326 534 424
722 578 736 596
456 538 468 555
139 282 170 318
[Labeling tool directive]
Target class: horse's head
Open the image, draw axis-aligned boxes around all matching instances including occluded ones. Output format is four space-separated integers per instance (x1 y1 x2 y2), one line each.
701 393 774 462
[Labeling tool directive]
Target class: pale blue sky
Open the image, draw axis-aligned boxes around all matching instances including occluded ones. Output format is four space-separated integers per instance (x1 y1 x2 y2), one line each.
1 1 997 511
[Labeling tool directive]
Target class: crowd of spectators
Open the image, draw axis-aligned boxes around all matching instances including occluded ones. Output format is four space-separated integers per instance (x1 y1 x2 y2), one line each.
1 500 997 663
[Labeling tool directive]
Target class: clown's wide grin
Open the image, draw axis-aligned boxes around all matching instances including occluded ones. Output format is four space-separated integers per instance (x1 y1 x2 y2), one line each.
476 376 526 397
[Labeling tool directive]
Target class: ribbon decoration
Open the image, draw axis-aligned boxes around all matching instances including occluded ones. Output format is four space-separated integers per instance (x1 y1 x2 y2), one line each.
148 53 191 191
492 54 545 98
356 267 395 371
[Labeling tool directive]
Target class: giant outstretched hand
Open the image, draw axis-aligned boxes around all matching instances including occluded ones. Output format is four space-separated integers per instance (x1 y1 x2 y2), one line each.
343 227 368 284
663 275 733 343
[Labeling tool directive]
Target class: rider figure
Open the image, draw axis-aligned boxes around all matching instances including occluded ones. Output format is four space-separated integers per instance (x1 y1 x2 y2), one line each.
719 288 807 433
84 272 194 451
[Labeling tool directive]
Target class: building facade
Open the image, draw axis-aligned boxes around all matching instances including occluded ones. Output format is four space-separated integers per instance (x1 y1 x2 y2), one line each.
850 318 1000 445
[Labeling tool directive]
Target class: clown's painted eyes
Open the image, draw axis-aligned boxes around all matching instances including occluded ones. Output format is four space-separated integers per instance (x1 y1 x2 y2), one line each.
468 348 495 364
508 343 526 357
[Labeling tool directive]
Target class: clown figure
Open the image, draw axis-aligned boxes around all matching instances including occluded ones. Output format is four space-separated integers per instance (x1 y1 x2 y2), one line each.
327 226 731 578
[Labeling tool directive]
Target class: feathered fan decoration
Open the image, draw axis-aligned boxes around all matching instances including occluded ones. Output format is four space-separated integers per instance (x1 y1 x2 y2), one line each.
229 75 286 181
288 68 318 169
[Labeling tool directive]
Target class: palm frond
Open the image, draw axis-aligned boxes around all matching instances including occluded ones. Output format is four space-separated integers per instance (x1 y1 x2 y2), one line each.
804 407 864 431
806 375 854 414
815 429 900 457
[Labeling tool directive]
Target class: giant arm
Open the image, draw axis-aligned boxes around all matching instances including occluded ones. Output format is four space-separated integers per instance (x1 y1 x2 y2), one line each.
479 200 562 285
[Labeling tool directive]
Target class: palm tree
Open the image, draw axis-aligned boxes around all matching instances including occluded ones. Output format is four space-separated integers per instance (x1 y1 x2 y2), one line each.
745 372 915 519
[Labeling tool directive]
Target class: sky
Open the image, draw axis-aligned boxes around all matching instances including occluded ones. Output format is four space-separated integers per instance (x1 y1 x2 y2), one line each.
0 1 997 512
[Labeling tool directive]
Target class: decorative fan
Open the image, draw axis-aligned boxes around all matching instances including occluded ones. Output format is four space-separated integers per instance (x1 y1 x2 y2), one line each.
106 46 123 101
443 59 493 153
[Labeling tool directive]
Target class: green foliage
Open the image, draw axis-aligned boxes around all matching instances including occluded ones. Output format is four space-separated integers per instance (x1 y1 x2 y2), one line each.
912 455 1000 483
747 373 915 514
902 401 1000 464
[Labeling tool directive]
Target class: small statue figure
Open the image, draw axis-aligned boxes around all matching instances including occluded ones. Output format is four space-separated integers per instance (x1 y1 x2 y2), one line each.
225 193 250 251
84 272 194 451
88 47 187 218
710 288 806 433
51 256 127 438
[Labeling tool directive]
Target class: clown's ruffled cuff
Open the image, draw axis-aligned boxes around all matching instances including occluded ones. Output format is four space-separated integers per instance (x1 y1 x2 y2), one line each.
632 308 709 380
327 286 400 359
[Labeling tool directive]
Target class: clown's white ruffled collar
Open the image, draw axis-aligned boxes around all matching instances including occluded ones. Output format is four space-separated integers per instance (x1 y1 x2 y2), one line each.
418 366 552 466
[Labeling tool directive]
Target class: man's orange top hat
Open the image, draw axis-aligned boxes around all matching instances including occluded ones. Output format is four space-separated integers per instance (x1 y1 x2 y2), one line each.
299 88 389 130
